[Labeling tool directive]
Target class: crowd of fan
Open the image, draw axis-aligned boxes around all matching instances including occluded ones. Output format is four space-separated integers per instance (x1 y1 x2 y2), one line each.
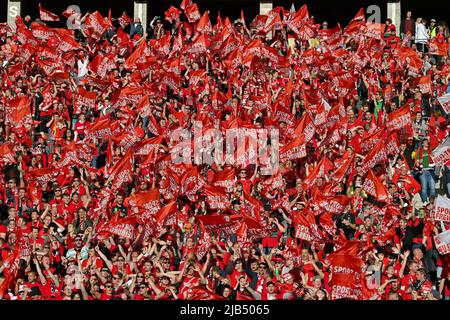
0 2 449 300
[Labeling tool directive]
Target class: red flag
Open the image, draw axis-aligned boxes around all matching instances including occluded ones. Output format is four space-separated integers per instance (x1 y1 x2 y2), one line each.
185 3 201 23
236 291 255 300
212 168 235 193
361 169 391 202
205 185 230 210
319 211 337 236
303 157 332 187
184 287 225 300
84 11 110 40
134 136 164 157
57 33 82 52
386 105 412 131
154 200 178 224
0 246 21 297
328 252 364 300
411 75 432 94
124 39 147 69
0 143 16 164
373 226 397 245
285 4 310 34
250 15 268 31
26 168 57 186
7 96 32 129
90 53 117 79
98 216 137 240
280 134 306 162
314 191 352 214
129 189 161 222
360 141 387 172
331 153 355 184
195 214 242 226
196 11 212 34
112 126 145 152
88 115 114 139
31 22 56 40
344 8 366 35
39 3 60 22
108 149 134 191
187 33 209 54
180 0 192 11
428 39 448 57
76 87 97 108
118 12 133 28
293 211 319 241
165 6 182 23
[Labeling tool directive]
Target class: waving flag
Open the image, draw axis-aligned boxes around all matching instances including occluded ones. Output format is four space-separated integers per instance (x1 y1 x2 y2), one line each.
39 3 60 22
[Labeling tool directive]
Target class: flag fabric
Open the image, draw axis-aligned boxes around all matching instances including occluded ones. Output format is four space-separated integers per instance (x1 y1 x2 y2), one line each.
204 185 230 209
432 137 450 166
328 252 364 300
98 216 138 240
437 92 450 115
39 3 60 22
411 75 432 94
280 134 306 162
108 149 134 190
361 169 391 202
434 228 450 255
433 195 450 222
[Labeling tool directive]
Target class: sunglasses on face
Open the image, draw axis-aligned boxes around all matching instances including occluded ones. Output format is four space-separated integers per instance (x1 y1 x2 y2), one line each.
105 285 113 288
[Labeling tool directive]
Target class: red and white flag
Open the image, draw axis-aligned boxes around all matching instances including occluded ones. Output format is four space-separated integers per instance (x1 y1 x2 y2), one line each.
293 212 319 241
76 87 97 108
437 92 450 115
361 141 387 171
108 149 134 190
196 11 213 34
165 6 182 23
428 39 448 57
39 3 60 22
205 185 230 210
26 168 57 187
411 75 432 94
434 228 450 255
154 200 178 224
433 195 450 222
0 143 16 164
280 134 306 162
7 96 32 129
129 189 161 223
185 3 201 23
183 287 225 300
98 216 138 240
432 137 450 166
365 22 385 40
118 12 133 28
361 169 391 202
328 252 364 300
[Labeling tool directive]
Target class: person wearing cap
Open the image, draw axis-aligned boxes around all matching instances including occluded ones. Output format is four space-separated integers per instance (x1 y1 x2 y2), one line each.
149 16 164 40
429 19 438 38
386 24 401 49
